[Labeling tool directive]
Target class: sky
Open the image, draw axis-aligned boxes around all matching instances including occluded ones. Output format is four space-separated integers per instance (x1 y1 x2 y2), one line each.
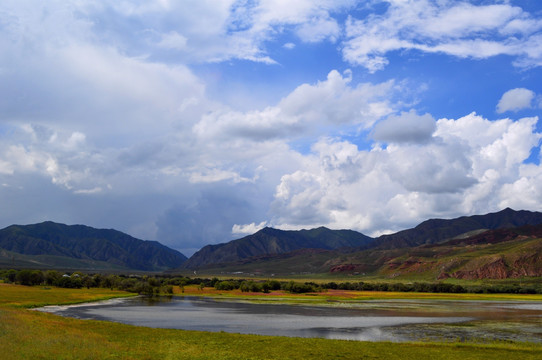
1 0 542 256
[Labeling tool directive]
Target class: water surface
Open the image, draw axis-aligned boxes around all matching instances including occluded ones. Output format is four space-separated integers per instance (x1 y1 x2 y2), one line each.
38 296 542 342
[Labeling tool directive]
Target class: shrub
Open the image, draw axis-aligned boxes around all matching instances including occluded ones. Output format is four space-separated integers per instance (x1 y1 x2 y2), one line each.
16 270 44 286
55 275 82 289
215 281 238 291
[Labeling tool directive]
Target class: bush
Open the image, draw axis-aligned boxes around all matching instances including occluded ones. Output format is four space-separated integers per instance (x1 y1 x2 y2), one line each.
16 270 44 286
266 280 282 291
134 283 154 296
283 281 318 293
44 270 61 286
55 275 82 288
4 269 18 283
215 280 238 291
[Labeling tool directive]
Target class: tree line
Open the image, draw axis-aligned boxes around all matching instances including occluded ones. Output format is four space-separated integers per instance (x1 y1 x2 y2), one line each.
321 281 541 294
213 278 541 294
1 268 541 295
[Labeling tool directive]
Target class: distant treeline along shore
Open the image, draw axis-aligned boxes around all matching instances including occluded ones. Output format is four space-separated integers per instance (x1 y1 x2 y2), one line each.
1 269 541 295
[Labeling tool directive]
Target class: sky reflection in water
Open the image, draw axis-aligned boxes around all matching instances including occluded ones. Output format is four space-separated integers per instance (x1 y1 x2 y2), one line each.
38 296 542 343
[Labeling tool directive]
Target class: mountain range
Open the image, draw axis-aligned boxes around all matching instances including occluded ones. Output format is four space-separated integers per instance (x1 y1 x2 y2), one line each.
374 207 542 249
0 221 187 271
182 226 373 269
1 208 542 278
180 208 542 280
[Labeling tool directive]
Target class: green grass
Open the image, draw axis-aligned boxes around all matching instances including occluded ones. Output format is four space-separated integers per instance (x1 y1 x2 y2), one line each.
1 284 542 359
0 248 134 271
0 283 136 308
177 284 542 302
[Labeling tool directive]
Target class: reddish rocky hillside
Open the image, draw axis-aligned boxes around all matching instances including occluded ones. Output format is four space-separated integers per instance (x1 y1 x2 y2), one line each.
377 225 542 280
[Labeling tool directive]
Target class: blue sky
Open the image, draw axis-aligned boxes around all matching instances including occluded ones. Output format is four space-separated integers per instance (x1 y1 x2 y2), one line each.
1 0 542 256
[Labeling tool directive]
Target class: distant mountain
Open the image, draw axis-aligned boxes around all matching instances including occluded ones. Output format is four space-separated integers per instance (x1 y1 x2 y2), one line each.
373 208 542 249
182 226 374 269
189 223 542 280
377 223 542 280
0 221 187 271
179 208 542 279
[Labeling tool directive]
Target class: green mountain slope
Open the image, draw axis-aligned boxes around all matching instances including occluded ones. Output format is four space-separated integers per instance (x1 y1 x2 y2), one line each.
180 209 542 279
189 225 542 280
374 208 542 249
182 226 374 269
0 221 187 271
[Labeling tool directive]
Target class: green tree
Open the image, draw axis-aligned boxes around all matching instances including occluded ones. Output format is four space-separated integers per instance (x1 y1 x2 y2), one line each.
44 270 61 286
5 269 18 283
16 270 44 286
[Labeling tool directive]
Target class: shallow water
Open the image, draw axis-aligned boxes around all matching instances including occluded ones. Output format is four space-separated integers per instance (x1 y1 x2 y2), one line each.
37 296 542 343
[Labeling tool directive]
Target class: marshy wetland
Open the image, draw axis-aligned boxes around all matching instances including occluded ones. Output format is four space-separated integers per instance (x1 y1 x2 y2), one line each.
38 294 542 343
3 284 542 359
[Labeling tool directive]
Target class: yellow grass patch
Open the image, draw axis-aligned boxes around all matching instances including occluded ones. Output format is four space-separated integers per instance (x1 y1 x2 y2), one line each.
173 284 542 302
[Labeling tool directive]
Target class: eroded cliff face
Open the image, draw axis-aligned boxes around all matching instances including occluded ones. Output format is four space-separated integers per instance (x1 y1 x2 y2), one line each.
372 236 542 280
450 257 509 279
447 253 542 280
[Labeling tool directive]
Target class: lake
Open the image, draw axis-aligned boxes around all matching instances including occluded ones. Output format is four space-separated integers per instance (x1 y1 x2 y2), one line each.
37 296 542 343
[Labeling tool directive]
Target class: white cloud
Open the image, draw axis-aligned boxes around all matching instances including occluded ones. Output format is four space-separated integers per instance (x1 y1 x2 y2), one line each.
67 0 356 65
283 42 296 49
193 70 396 141
372 110 436 144
232 221 268 235
295 13 340 43
497 88 536 113
189 168 257 184
157 31 188 50
253 0 353 43
436 114 541 173
0 4 207 147
1 0 542 253
343 1 542 72
269 112 542 235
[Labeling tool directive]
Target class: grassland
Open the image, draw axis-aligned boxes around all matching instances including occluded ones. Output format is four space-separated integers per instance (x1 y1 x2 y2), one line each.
175 284 542 302
1 283 542 359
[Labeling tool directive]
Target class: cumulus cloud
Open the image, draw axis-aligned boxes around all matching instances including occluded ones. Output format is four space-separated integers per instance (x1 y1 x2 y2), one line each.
435 113 541 173
232 221 268 235
343 1 542 72
193 70 396 141
0 124 107 193
269 113 542 236
2 0 542 255
372 110 436 144
497 88 536 113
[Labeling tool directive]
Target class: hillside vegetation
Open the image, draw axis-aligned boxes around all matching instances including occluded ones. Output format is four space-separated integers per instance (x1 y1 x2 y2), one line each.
0 222 187 271
182 209 542 280
2 208 542 278
183 226 373 269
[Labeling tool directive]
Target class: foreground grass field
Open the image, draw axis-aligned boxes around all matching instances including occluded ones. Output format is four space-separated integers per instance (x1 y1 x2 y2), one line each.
1 284 542 360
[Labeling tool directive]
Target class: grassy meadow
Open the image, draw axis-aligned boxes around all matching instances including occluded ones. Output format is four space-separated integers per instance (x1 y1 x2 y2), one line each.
1 283 542 359
174 283 542 301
